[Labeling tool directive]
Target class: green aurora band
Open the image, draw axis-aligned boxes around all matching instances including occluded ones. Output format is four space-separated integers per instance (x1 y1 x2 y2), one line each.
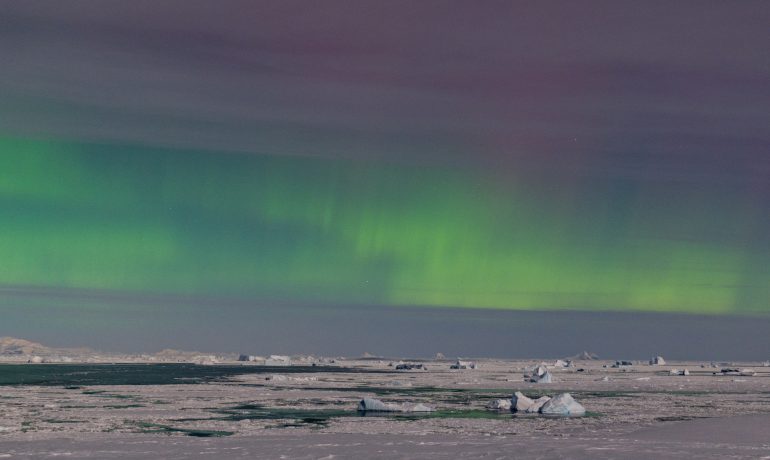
1 136 767 314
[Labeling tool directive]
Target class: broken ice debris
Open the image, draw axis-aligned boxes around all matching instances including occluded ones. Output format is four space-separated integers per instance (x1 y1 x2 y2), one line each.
395 362 427 371
264 355 292 366
450 359 476 370
357 398 434 413
717 368 756 376
649 356 666 365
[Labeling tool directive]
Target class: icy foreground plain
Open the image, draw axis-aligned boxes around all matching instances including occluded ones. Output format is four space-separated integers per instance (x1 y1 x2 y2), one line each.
1 357 770 459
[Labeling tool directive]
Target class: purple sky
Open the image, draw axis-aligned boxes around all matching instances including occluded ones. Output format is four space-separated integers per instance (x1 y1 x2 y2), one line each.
2 1 768 180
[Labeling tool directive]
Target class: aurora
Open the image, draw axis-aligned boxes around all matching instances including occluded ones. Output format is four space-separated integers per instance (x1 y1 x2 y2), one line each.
2 136 766 314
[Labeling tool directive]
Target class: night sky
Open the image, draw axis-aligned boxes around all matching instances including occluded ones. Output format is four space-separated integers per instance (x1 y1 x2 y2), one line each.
1 2 769 356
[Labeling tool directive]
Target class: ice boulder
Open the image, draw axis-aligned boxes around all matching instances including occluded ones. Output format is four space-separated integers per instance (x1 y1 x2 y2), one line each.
719 368 741 376
357 398 434 413
395 362 426 371
486 399 512 411
526 396 552 413
511 392 552 413
539 393 586 416
406 403 435 413
357 398 402 412
238 354 263 362
511 391 534 412
266 355 292 366
528 366 553 383
669 368 689 376
450 359 476 370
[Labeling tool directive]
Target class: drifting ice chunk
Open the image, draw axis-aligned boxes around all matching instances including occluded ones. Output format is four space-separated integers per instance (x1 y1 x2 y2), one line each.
357 398 402 412
650 356 666 365
486 399 512 411
395 362 426 371
539 393 586 416
238 354 263 362
357 398 434 413
511 392 551 413
719 368 741 376
525 396 551 413
512 391 534 412
266 355 292 366
669 368 690 376
407 403 435 412
512 392 585 416
450 359 476 370
719 368 756 376
527 366 553 383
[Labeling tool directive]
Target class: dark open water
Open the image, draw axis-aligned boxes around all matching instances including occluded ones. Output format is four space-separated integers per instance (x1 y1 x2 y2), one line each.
0 363 377 386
